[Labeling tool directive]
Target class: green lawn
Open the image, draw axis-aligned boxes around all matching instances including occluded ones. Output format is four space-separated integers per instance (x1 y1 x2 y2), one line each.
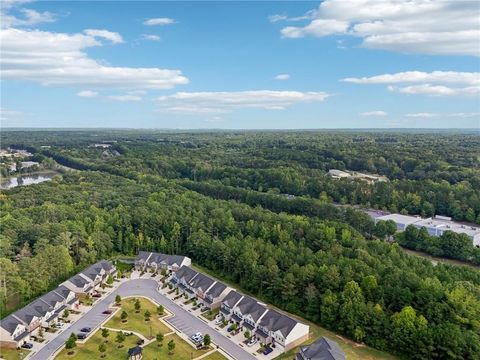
202 351 228 360
0 347 30 360
192 264 397 360
55 330 140 360
105 297 171 338
201 308 220 321
142 333 211 360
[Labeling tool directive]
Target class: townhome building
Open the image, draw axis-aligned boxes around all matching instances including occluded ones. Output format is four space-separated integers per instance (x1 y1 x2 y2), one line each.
203 282 231 310
296 336 345 360
230 296 268 329
220 290 244 319
135 251 191 272
188 272 216 302
62 260 116 295
170 265 199 298
0 314 30 348
255 309 310 352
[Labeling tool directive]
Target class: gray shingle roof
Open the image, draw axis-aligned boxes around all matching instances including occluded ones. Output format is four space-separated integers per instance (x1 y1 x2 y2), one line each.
68 274 90 287
189 272 215 292
258 309 298 338
297 337 345 360
205 281 227 299
135 252 188 267
39 290 64 307
0 314 24 334
235 296 268 322
175 265 198 283
54 285 72 299
222 290 243 308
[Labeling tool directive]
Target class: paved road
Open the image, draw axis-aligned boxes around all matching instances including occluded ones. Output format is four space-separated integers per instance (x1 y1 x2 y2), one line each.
31 279 255 360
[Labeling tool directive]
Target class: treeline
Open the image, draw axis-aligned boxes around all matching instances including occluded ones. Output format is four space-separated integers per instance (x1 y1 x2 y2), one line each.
397 225 480 264
1 172 479 359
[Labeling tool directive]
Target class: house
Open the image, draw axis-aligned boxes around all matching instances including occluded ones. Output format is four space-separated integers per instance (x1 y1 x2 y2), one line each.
0 314 30 348
188 272 216 301
63 260 116 295
127 345 143 360
220 290 243 319
63 273 95 295
54 285 80 310
255 309 310 352
204 282 231 310
135 251 191 272
296 336 345 360
231 296 268 331
170 265 199 298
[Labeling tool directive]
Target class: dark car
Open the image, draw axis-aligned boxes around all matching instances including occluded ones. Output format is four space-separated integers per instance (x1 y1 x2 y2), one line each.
102 309 113 314
227 325 235 332
92 293 102 298
80 327 92 333
21 343 33 349
201 306 209 312
263 347 273 355
77 333 87 339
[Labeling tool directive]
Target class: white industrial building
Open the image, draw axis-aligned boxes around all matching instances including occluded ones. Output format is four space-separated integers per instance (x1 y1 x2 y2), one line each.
375 214 480 247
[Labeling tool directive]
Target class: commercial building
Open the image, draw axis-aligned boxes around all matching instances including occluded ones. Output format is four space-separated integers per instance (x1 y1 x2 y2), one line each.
375 214 480 247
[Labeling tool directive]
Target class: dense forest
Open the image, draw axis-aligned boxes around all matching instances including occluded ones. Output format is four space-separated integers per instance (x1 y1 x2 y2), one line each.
1 130 479 359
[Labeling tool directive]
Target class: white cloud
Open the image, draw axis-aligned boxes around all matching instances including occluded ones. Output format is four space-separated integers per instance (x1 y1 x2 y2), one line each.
84 29 123 44
278 0 480 56
141 34 161 41
275 74 290 81
343 71 480 97
343 71 480 86
157 90 330 114
406 112 436 118
143 18 176 26
0 28 189 90
77 90 98 97
269 14 288 23
406 112 480 118
359 110 387 117
107 95 142 102
1 6 56 28
205 116 224 123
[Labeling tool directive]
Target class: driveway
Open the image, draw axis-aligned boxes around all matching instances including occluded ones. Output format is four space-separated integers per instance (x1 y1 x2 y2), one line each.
30 278 256 360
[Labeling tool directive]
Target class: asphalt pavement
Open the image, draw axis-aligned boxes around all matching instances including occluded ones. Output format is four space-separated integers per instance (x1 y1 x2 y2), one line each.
30 278 256 360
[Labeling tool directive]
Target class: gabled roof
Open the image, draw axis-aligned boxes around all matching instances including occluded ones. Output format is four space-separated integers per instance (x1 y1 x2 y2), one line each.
222 290 243 308
54 285 73 299
189 272 215 292
298 337 345 360
235 296 267 322
135 251 152 262
0 314 25 335
258 309 298 338
175 265 198 283
68 273 91 287
39 290 65 307
205 281 227 298
128 345 143 356
135 251 189 267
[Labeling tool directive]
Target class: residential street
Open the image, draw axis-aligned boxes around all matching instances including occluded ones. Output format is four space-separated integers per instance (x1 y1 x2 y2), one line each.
30 278 256 360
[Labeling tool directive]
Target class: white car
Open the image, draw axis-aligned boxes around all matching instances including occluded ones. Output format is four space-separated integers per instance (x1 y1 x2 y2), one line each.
214 317 223 325
55 322 64 328
247 337 258 347
191 332 203 343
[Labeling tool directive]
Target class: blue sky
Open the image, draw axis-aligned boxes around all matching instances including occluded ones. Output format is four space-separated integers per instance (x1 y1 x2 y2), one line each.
1 0 479 129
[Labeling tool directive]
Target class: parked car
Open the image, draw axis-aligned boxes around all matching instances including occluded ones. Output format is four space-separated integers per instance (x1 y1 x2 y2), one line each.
21 343 33 349
77 333 87 339
263 347 273 355
191 332 203 343
201 306 209 312
102 309 113 314
92 293 102 298
80 327 92 333
227 325 235 332
214 317 223 325
247 337 258 347
55 322 64 328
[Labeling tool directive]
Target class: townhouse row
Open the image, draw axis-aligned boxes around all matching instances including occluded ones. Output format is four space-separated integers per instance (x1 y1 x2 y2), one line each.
135 251 191 272
160 259 309 353
0 260 116 348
